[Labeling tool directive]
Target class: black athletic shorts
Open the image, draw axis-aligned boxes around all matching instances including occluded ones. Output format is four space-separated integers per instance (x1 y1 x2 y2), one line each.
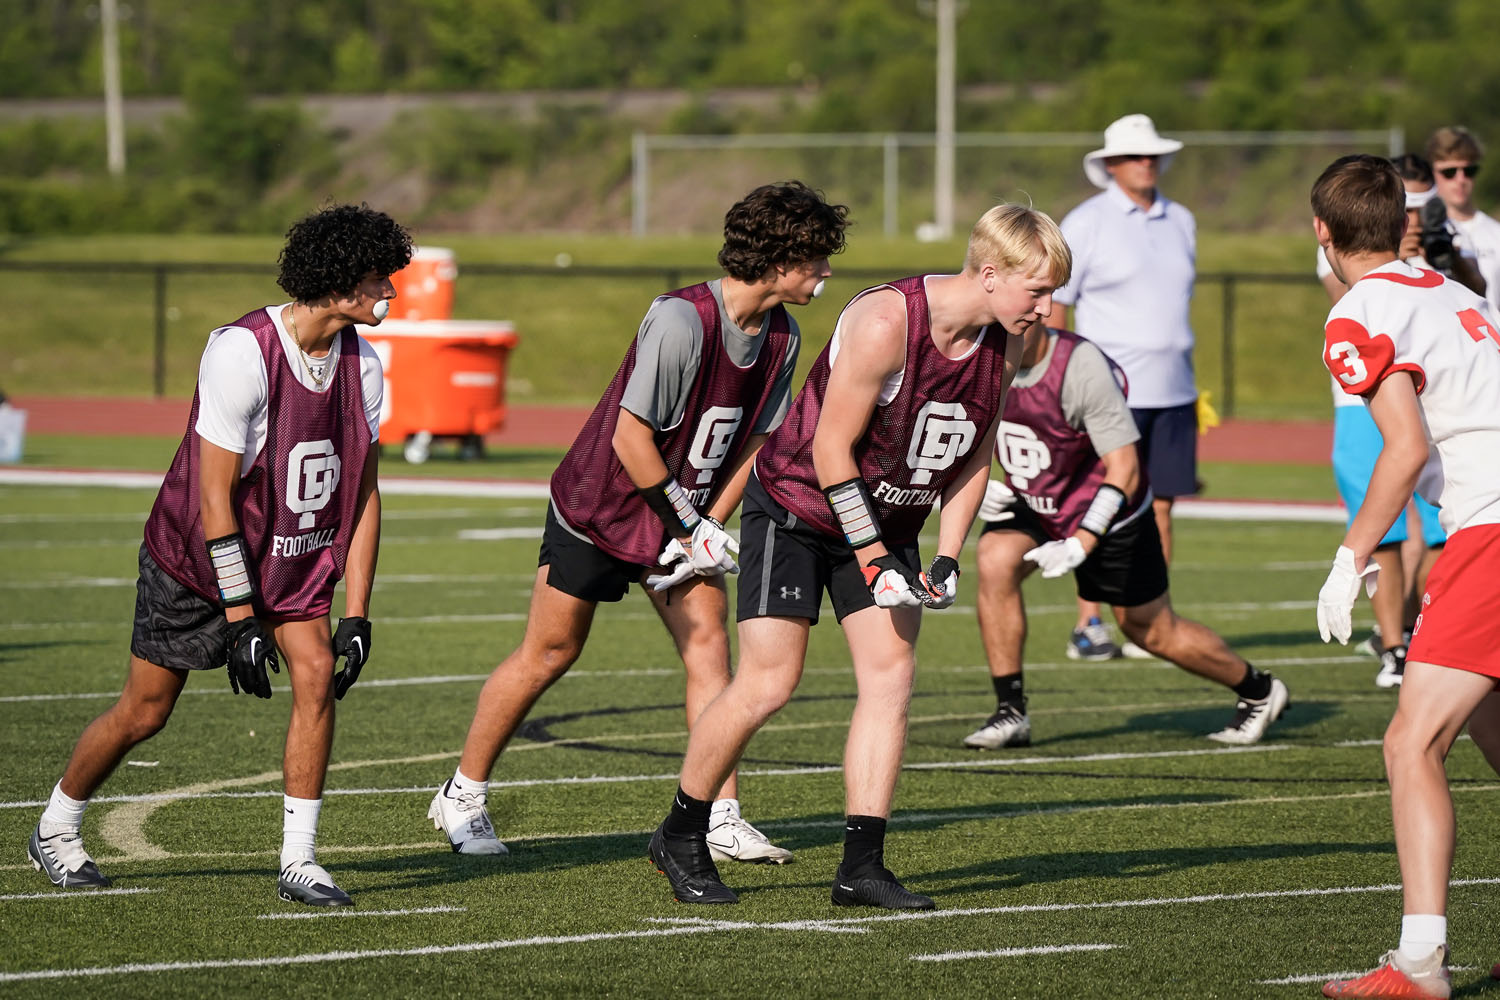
130 543 231 671
1132 402 1199 498
539 502 649 603
981 501 1169 608
736 474 922 625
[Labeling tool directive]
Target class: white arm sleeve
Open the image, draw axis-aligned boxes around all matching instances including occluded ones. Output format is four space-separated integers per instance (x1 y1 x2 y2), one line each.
194 327 267 456
356 335 385 443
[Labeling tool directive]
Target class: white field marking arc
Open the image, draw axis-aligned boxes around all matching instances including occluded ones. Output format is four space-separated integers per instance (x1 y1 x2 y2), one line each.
0 468 1348 522
5 880 1494 985
910 943 1122 962
97 750 460 860
0 887 158 902
3 784 1499 875
254 905 467 920
2 743 1297 814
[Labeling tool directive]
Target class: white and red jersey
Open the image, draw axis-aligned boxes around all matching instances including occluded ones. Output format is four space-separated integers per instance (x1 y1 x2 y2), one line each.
1322 259 1500 534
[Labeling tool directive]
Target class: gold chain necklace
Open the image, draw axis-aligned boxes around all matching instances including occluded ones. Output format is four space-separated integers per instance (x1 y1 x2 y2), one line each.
286 308 329 389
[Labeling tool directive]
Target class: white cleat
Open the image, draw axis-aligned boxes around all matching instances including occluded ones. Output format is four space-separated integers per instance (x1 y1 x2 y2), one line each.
277 859 352 907
27 824 111 889
1207 677 1290 745
429 780 509 855
962 703 1032 749
706 812 792 865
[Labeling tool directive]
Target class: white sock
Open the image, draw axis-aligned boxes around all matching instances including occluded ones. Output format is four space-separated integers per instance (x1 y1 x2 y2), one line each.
280 795 322 870
39 781 87 836
450 767 488 799
711 798 740 822
1398 914 1447 963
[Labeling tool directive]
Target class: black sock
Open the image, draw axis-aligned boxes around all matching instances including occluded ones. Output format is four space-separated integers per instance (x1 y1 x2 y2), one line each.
1232 664 1272 701
992 674 1025 710
662 786 712 839
840 814 887 877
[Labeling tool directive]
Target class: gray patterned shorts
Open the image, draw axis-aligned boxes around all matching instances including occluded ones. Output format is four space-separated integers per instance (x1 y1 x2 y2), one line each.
130 543 230 671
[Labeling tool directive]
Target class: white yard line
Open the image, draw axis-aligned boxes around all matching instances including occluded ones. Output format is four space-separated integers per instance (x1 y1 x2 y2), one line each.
254 905 467 920
1257 966 1480 985
0 887 158 902
910 942 1121 962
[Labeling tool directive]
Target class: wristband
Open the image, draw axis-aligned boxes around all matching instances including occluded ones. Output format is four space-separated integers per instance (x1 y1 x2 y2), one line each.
637 476 702 536
823 477 883 549
206 532 257 607
1078 484 1126 538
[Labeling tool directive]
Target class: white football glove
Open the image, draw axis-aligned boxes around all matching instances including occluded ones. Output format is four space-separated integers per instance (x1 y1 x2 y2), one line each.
1023 537 1088 579
862 555 929 608
920 555 961 610
646 541 696 592
979 479 1017 523
685 516 739 576
1316 545 1380 644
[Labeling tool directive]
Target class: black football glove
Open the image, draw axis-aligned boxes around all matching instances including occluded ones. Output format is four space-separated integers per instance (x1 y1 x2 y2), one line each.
332 616 371 700
226 618 279 699
1420 197 1457 273
921 555 961 609
861 554 931 608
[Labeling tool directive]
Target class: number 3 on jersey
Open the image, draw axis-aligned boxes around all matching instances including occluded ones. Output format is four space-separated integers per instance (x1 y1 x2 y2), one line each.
1327 340 1368 387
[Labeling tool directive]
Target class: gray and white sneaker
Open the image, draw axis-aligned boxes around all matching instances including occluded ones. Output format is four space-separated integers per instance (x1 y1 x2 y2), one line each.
277 859 352 906
1375 646 1407 689
429 779 509 855
27 824 111 889
1206 677 1290 745
706 811 792 864
962 703 1032 749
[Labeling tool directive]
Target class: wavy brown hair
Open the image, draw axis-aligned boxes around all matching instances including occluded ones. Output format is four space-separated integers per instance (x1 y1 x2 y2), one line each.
717 181 849 281
1311 154 1403 255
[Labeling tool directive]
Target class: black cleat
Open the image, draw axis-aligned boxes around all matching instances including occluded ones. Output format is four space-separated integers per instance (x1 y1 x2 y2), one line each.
648 825 738 904
831 866 934 910
27 825 112 889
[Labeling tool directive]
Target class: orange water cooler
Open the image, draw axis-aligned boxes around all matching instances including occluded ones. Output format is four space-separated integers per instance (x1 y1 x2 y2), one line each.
362 247 521 463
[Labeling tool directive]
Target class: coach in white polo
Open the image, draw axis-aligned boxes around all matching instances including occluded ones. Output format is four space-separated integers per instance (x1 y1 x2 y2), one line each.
1043 114 1197 660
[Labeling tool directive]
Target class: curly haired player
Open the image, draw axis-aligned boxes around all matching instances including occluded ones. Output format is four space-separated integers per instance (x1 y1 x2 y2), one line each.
27 204 410 907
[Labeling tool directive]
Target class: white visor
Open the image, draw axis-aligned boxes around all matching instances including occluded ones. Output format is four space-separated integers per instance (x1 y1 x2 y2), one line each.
1406 187 1438 210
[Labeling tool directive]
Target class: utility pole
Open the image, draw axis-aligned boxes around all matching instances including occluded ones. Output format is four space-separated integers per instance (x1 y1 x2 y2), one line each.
101 0 125 176
933 0 955 240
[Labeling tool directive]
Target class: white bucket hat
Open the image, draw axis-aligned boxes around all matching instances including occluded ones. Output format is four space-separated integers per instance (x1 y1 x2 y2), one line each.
1083 114 1184 189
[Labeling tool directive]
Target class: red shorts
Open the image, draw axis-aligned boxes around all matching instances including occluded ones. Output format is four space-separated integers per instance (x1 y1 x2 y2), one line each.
1407 522 1500 679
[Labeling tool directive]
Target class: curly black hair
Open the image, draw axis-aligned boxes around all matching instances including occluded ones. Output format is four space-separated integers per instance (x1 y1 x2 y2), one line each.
717 181 850 281
277 204 414 302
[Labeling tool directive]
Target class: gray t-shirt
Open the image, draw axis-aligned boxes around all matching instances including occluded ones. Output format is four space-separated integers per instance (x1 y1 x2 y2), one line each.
1010 332 1140 457
620 278 800 434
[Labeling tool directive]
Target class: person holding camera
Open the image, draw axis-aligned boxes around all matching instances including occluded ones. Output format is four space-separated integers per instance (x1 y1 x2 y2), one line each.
1425 126 1499 310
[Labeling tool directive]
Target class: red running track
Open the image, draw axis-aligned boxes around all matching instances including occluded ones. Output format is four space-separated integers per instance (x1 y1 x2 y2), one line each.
10 395 1333 465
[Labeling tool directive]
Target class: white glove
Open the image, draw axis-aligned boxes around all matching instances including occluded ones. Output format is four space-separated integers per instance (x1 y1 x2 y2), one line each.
1023 537 1088 579
979 479 1017 523
685 516 738 576
863 555 928 608
1317 545 1380 644
646 540 696 592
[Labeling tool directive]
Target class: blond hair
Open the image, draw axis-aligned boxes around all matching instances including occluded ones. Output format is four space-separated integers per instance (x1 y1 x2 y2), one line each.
963 204 1072 287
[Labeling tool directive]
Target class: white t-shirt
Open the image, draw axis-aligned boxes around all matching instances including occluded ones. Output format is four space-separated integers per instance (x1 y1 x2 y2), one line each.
1449 209 1500 317
1323 261 1500 533
194 303 384 476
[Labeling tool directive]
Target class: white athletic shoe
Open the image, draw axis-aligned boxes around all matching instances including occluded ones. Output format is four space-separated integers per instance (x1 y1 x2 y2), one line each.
1120 640 1155 660
962 703 1032 749
1207 677 1290 745
429 779 509 855
1375 647 1406 689
706 812 792 865
27 824 111 889
277 859 352 906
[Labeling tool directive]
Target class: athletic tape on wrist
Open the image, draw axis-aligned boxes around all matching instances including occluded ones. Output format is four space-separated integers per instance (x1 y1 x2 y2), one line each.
823 477 883 549
1078 484 1126 538
638 476 702 535
206 533 257 607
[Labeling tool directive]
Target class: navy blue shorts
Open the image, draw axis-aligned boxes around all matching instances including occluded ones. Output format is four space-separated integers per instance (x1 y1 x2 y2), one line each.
1132 403 1198 499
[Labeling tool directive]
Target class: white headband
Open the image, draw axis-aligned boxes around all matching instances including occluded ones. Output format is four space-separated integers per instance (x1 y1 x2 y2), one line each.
1406 187 1438 210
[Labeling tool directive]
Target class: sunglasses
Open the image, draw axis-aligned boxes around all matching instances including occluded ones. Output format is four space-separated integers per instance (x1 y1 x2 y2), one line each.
1438 164 1481 179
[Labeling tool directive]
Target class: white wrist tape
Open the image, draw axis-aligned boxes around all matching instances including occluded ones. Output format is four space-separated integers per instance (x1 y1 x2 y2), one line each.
639 476 703 535
824 478 882 549
206 533 256 607
1078 484 1126 537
